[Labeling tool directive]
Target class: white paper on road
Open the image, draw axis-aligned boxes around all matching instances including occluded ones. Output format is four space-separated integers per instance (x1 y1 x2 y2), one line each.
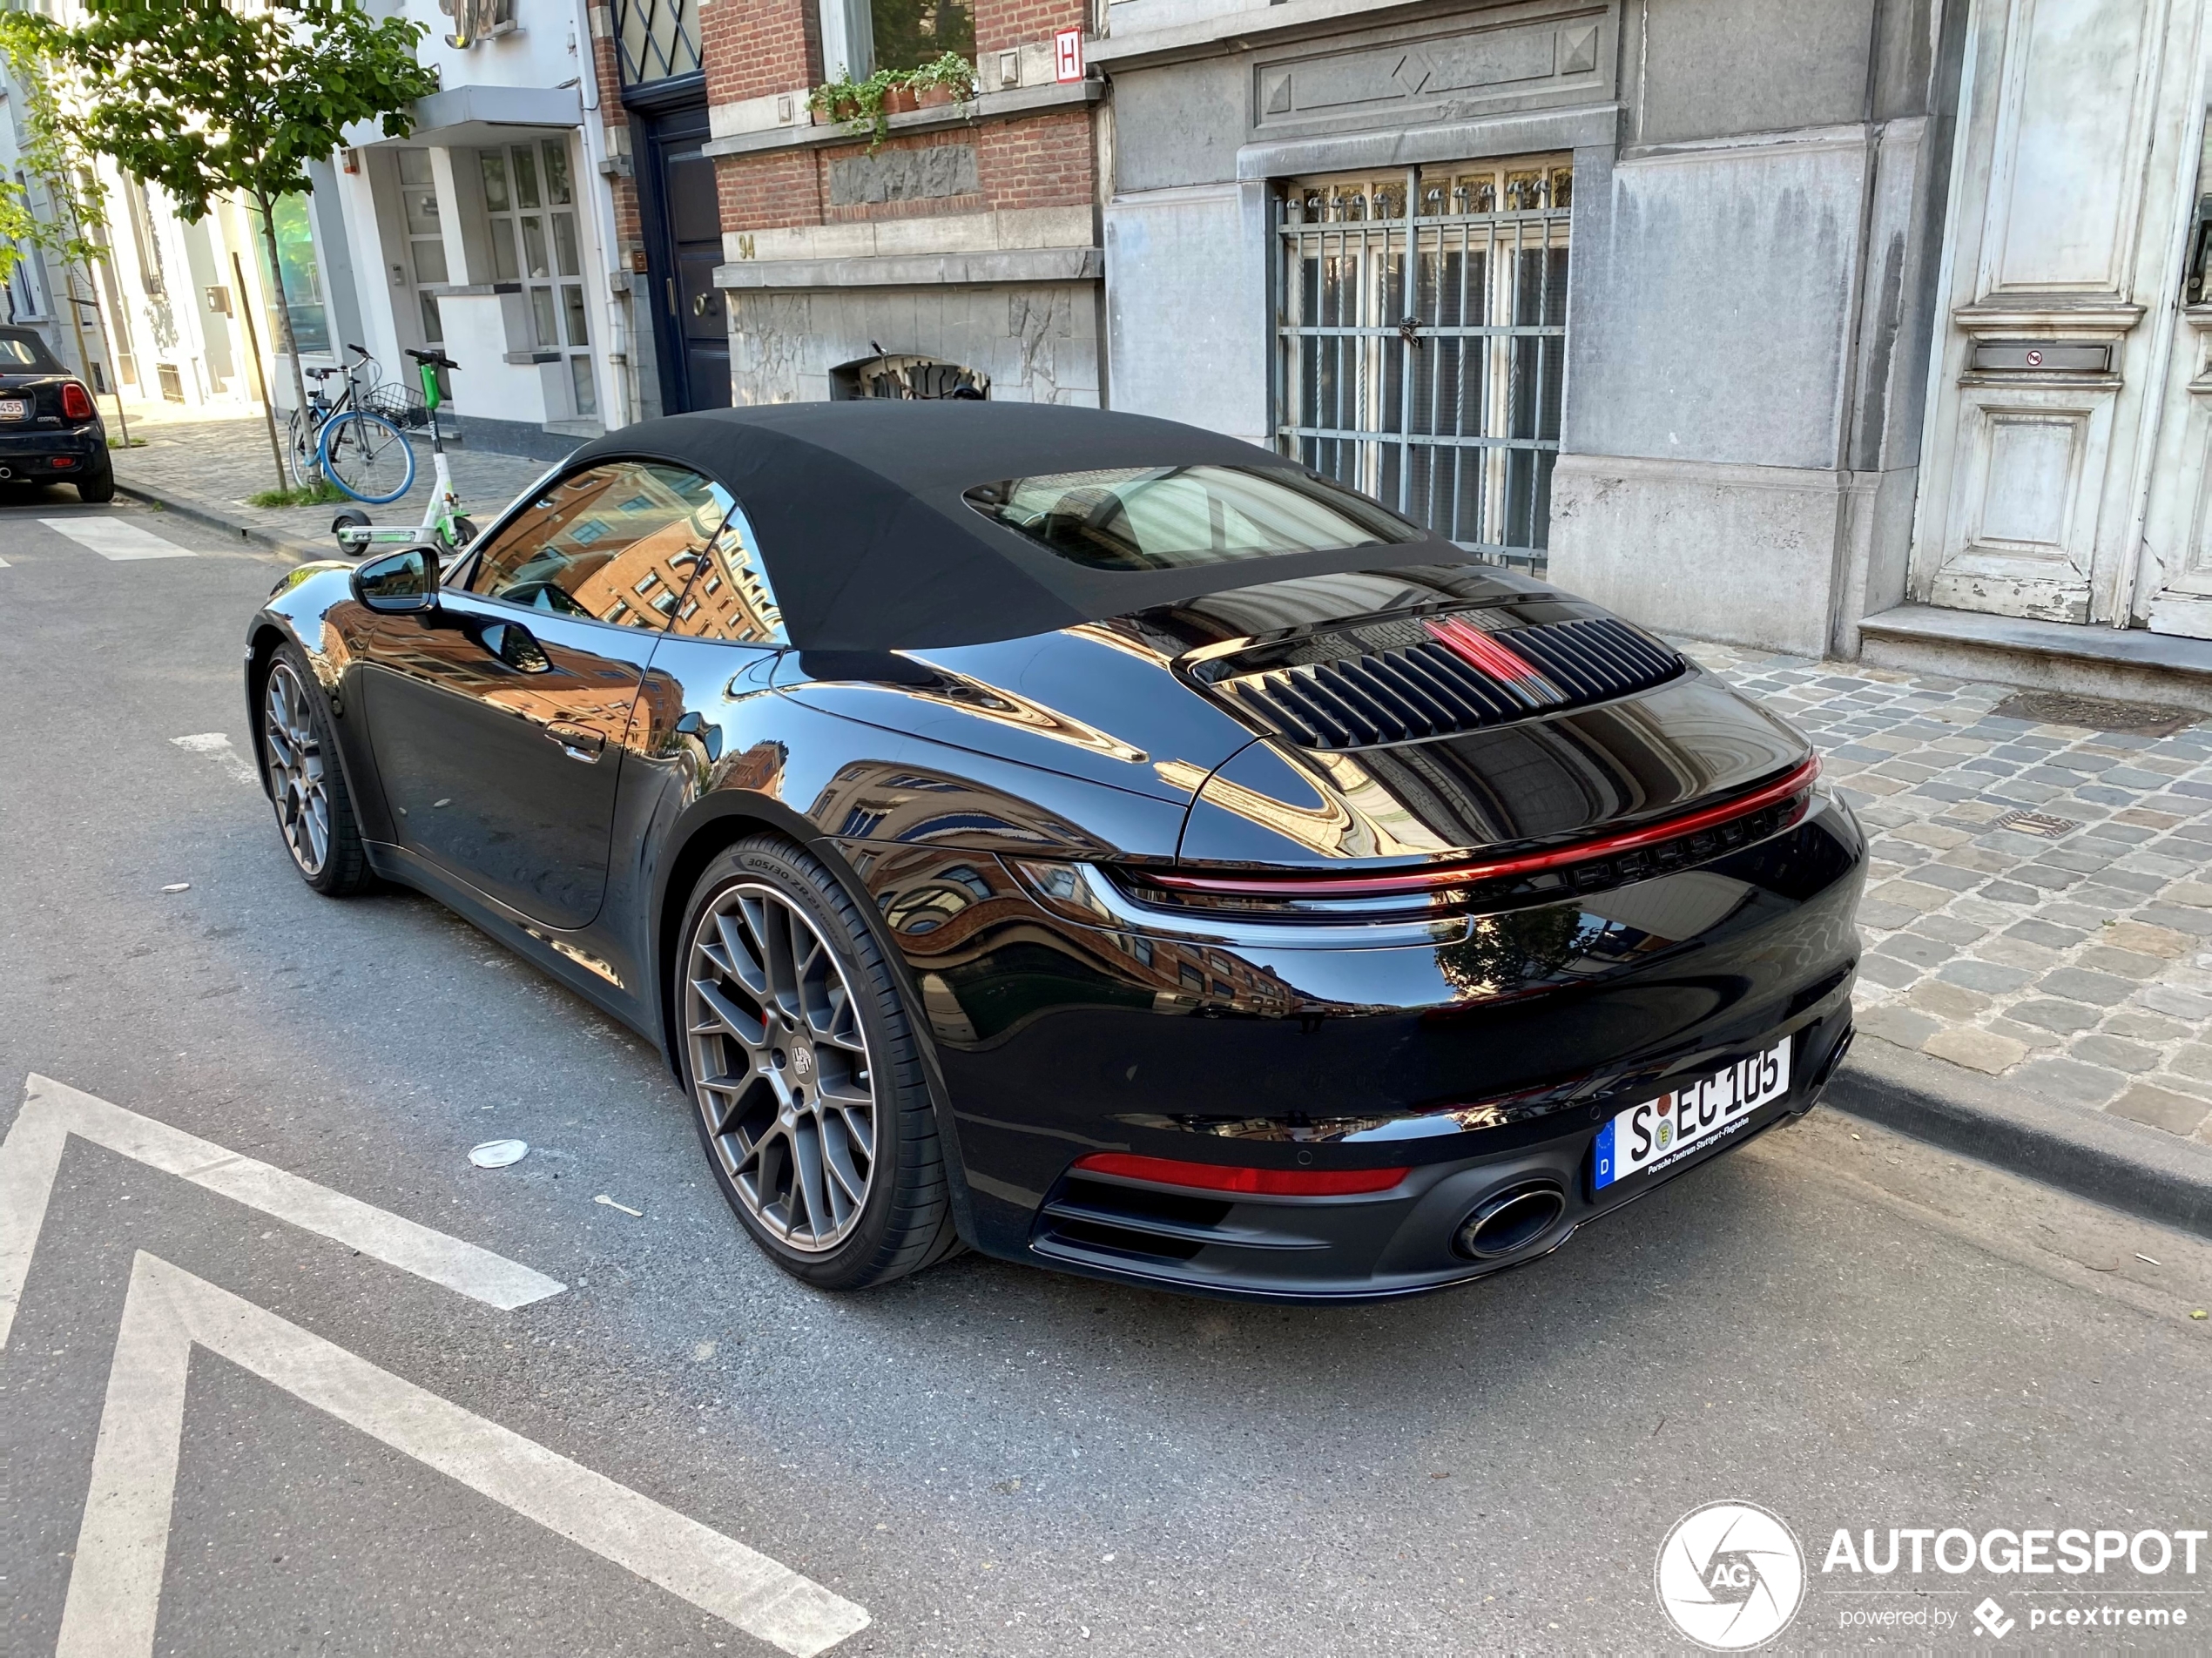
57 1254 872 1658
0 1072 565 1351
37 515 195 559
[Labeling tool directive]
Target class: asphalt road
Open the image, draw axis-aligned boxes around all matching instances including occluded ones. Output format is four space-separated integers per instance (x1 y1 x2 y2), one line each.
4 491 2211 1655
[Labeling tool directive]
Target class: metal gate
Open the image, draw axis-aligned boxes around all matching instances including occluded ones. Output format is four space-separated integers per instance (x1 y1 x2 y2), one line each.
1274 158 1571 570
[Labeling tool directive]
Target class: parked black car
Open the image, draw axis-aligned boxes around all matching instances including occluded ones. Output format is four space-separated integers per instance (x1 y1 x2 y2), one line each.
0 327 112 502
245 402 1863 1302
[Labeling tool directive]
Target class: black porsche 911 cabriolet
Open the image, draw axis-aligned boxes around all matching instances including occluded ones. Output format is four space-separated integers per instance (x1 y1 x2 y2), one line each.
246 402 1863 1302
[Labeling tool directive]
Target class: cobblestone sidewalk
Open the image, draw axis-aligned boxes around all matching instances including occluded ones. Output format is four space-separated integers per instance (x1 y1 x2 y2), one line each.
1685 641 2212 1145
108 402 554 557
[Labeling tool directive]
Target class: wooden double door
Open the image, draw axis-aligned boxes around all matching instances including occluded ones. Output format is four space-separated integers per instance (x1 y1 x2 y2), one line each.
1915 0 2212 639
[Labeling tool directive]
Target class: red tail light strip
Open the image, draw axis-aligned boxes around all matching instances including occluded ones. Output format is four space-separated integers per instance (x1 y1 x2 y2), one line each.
1421 615 1564 704
1070 1151 1409 1196
1144 755 1822 900
59 381 96 422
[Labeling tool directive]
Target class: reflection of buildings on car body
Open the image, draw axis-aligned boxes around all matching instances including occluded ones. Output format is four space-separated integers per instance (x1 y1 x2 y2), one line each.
806 762 1305 1044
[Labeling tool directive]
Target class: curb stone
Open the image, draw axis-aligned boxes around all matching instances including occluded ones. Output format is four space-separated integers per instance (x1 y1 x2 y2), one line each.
1825 1033 2212 1240
112 475 323 563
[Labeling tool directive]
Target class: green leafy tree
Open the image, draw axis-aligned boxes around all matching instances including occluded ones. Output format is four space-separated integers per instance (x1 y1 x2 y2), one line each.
0 16 123 429
0 183 31 272
37 0 438 422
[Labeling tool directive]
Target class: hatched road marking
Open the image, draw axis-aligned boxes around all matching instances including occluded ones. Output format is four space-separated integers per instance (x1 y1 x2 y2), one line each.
2 1075 872 1657
37 516 195 560
0 1073 564 1349
57 1255 871 1658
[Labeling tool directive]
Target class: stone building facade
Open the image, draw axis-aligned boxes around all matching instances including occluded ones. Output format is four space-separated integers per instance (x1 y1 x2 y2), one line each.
1094 0 1961 661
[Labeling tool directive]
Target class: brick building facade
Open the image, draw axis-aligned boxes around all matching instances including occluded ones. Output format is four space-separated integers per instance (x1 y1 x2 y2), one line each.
591 0 1106 415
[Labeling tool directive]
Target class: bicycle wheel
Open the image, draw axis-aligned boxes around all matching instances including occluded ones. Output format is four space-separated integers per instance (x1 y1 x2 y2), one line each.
285 408 320 489
317 410 416 505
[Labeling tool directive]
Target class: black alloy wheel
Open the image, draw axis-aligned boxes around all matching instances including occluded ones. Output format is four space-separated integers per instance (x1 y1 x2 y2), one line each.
260 644 372 895
679 836 962 1289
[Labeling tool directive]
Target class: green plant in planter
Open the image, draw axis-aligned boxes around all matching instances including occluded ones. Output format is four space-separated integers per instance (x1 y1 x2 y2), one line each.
807 67 900 151
808 53 977 152
908 51 978 106
806 71 868 125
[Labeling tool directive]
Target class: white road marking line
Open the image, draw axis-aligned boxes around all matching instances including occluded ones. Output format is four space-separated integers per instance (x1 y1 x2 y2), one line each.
0 1073 564 1351
58 1254 871 1658
0 554 11 568
169 731 260 786
37 516 195 560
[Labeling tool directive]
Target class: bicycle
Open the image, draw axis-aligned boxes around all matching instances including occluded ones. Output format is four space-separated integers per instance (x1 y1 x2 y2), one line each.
331 347 477 555
287 345 374 483
316 350 416 507
286 358 355 489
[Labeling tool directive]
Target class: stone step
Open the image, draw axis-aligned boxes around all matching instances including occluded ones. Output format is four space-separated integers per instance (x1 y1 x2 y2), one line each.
1859 603 2212 715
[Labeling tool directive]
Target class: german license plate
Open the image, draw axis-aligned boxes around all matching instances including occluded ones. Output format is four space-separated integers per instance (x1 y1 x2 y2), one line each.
1593 1039 1792 1192
0 398 29 421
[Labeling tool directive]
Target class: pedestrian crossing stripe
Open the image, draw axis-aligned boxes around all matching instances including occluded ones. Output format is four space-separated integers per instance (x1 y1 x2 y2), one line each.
37 516 194 560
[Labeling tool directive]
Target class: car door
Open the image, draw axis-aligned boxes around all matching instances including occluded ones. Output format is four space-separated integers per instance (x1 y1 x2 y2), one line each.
356 458 733 928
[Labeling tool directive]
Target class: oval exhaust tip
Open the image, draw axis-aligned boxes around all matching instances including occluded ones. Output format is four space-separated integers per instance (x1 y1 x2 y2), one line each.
1455 1180 1568 1260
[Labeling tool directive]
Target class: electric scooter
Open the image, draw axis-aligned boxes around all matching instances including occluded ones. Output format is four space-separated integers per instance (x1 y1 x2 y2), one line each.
330 347 480 556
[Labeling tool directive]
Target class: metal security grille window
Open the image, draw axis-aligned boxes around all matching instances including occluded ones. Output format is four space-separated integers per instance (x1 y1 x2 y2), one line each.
1275 157 1571 571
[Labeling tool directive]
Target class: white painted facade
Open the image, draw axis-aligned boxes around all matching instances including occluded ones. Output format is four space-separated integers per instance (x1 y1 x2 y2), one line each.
3 0 637 460
327 0 637 456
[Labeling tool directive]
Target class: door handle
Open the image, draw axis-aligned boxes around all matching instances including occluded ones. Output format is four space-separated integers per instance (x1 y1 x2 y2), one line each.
544 721 606 762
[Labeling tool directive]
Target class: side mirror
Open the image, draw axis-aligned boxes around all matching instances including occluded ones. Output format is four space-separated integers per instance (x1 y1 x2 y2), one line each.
352 545 440 614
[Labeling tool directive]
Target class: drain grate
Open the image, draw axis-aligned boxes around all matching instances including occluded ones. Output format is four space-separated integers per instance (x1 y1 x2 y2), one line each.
1991 690 2199 737
1991 809 2080 839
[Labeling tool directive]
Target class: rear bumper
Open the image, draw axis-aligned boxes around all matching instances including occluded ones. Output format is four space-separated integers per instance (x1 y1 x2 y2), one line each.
1024 1008 1854 1302
874 791 1867 1301
0 426 107 479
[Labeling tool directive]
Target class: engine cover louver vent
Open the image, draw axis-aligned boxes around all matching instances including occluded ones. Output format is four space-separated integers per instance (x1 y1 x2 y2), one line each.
1213 614 1686 751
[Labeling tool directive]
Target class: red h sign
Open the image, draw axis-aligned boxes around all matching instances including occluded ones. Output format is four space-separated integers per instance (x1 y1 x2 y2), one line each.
1055 27 1084 82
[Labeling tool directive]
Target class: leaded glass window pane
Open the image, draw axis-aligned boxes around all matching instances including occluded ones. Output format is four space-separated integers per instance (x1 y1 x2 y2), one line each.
614 0 701 85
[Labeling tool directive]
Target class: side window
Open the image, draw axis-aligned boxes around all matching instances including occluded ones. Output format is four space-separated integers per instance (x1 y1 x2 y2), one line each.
469 461 730 629
664 498 787 644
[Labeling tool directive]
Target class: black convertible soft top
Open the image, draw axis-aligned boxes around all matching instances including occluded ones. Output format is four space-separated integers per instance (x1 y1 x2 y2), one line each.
560 401 1460 650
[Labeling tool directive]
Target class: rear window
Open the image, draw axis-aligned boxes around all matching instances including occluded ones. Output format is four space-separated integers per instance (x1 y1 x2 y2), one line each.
0 331 63 372
963 464 1426 571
